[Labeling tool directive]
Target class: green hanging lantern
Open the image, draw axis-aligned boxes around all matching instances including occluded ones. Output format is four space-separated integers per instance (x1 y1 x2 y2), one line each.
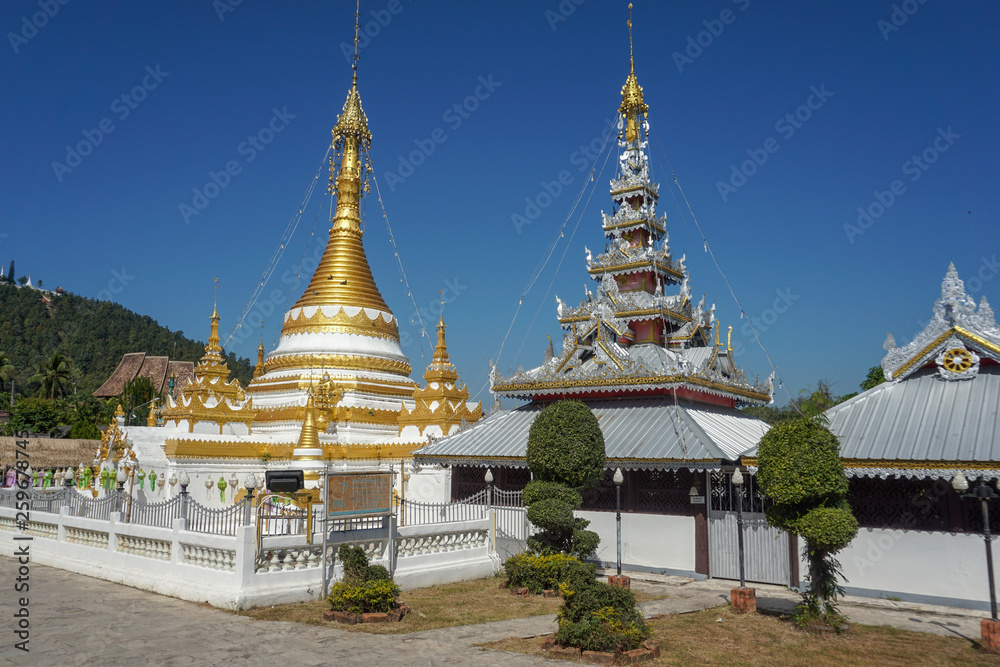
218 476 227 503
148 470 157 491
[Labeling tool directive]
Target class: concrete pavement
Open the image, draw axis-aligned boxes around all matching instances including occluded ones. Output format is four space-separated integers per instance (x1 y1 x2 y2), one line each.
0 557 989 664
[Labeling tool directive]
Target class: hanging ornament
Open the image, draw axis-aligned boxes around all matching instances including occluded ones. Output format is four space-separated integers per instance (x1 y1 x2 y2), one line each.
704 240 708 252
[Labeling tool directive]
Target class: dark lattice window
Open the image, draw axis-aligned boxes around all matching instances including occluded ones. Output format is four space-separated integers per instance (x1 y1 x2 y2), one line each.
579 468 695 515
848 477 969 532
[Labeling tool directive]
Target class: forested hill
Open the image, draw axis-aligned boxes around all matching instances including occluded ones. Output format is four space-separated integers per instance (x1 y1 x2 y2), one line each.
0 286 253 396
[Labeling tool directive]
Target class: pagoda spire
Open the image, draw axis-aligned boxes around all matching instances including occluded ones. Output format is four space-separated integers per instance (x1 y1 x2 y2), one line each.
203 278 224 364
289 2 386 313
432 294 450 365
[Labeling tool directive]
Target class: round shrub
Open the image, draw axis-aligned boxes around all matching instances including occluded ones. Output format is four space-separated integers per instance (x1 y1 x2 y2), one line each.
756 419 849 505
526 400 606 489
522 479 583 509
526 497 575 533
768 505 858 551
556 580 650 653
571 527 600 560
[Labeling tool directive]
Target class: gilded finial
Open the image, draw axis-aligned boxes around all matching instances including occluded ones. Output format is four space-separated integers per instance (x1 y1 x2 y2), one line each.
727 325 733 352
620 3 647 143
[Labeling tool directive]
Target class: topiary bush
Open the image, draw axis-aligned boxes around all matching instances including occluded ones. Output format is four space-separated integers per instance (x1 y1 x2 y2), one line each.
523 401 605 558
526 400 606 488
503 552 596 594
522 480 583 508
756 418 858 629
329 545 400 614
555 579 650 654
328 579 400 614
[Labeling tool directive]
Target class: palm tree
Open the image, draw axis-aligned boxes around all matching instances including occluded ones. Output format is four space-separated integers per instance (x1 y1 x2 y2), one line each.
30 351 76 400
0 351 13 394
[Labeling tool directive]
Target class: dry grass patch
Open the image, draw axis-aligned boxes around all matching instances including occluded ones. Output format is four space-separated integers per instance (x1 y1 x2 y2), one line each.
480 607 999 666
236 577 567 634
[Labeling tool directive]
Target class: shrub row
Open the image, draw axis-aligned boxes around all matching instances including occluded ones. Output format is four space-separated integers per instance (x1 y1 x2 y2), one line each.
503 552 596 594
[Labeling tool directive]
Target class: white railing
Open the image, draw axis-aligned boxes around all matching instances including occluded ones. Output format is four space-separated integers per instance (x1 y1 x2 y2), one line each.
401 489 488 526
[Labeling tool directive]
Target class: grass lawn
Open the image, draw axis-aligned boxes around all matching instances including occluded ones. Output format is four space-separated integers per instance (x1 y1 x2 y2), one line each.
480 606 1000 666
235 577 667 635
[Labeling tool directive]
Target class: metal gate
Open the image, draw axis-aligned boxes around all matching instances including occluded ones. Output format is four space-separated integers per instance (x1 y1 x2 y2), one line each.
708 471 791 586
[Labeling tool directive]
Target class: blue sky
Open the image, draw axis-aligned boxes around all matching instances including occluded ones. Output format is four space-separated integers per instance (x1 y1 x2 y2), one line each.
2 1 998 407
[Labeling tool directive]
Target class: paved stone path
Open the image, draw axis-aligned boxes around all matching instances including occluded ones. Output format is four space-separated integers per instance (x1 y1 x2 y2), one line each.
0 557 988 664
0 558 563 666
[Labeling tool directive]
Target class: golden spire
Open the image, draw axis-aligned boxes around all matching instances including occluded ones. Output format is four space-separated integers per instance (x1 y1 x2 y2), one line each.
433 294 449 365
297 393 321 451
203 278 224 363
619 3 647 143
288 4 388 314
253 321 266 379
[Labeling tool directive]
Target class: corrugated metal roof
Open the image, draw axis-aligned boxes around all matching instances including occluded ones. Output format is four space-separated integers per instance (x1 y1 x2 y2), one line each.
741 366 1000 466
414 397 769 468
825 365 1000 463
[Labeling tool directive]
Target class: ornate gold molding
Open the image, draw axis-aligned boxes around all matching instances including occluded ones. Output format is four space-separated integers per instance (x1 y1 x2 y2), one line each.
262 353 412 377
280 306 399 340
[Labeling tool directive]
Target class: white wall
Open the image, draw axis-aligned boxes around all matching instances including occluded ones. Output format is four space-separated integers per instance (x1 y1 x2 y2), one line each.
0 503 497 609
580 511 696 575
830 528 1000 609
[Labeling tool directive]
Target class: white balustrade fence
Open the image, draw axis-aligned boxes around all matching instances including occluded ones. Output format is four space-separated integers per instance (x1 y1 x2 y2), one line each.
401 489 489 526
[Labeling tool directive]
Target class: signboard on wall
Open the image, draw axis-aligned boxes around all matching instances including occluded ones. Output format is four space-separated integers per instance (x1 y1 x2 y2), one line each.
326 471 392 518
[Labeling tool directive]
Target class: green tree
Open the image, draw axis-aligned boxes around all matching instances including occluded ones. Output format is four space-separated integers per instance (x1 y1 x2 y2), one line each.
860 365 885 391
30 350 77 399
118 376 158 426
0 351 14 394
523 400 605 558
756 418 858 629
5 397 62 435
17 276 27 287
